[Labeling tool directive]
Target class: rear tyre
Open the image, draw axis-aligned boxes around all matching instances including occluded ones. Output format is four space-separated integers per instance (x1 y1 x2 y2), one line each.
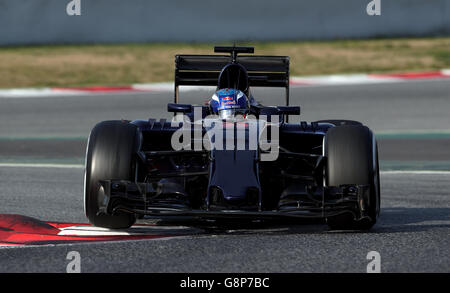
324 125 380 230
84 120 139 229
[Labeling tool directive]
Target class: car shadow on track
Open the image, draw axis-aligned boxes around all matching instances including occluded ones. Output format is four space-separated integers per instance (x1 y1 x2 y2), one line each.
139 207 450 235
369 207 450 233
141 217 331 235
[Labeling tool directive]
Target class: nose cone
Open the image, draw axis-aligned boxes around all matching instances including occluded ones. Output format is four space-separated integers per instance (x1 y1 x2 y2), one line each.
208 149 261 210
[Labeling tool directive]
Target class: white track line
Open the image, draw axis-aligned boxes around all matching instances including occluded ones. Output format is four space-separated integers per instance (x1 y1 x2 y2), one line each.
57 225 200 236
380 170 450 175
0 163 83 168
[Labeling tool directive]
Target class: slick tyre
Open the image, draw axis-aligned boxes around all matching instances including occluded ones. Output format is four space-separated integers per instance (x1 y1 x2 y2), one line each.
324 125 380 230
84 120 139 229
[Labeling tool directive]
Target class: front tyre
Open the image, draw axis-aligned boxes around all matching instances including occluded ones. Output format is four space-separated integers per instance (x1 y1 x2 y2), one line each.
84 120 139 228
324 125 380 230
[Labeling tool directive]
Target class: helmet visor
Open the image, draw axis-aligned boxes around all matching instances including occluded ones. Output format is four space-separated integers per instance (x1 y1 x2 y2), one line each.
219 109 235 119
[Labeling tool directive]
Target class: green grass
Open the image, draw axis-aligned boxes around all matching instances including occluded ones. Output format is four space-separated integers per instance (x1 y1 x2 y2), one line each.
0 37 449 88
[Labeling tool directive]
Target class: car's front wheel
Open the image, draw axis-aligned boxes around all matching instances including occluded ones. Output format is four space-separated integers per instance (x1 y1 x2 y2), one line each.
324 125 380 230
84 120 139 229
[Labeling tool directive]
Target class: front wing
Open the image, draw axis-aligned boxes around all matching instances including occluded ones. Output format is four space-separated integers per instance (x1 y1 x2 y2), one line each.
97 180 372 221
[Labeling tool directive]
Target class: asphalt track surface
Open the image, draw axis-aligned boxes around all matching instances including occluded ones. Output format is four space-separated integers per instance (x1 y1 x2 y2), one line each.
0 79 449 272
1 79 450 137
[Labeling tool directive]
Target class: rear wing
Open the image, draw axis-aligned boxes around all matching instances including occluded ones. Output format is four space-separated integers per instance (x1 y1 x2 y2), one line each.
174 54 290 105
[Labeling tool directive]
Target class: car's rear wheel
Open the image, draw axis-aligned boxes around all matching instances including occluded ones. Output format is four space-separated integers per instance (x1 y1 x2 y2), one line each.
84 120 139 229
324 125 380 230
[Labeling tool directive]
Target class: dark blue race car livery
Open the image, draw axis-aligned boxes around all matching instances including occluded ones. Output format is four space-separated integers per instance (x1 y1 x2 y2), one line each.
84 46 381 230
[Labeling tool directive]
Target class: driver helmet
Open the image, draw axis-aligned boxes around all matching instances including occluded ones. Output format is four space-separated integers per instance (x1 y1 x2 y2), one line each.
209 88 248 119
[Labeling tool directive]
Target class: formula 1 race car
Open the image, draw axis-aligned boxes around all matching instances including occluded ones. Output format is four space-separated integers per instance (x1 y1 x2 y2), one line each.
84 46 380 230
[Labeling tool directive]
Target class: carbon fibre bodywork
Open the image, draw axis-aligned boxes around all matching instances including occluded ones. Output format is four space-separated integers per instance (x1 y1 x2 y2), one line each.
96 116 372 221
91 46 378 225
